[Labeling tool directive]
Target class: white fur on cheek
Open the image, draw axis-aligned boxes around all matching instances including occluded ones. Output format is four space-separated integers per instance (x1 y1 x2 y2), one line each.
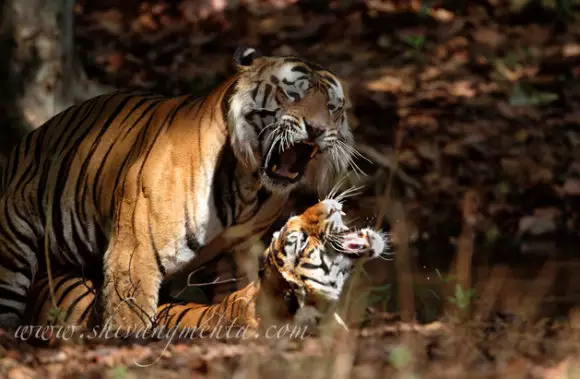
357 228 389 259
228 90 259 170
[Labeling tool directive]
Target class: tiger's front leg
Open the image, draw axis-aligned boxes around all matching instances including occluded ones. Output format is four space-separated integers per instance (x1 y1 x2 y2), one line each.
101 152 212 332
101 182 165 330
102 238 163 331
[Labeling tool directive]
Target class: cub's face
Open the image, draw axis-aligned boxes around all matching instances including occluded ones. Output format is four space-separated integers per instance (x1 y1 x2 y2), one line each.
267 198 389 311
229 48 354 194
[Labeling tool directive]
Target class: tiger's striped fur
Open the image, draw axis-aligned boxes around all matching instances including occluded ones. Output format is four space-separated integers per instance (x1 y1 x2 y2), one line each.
0 47 354 331
28 198 389 332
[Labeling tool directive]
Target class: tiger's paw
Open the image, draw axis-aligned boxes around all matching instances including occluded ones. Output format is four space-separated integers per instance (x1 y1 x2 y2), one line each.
293 305 323 326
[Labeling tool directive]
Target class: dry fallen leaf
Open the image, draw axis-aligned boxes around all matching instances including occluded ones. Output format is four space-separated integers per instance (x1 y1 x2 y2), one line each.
450 80 476 98
7 366 36 379
531 357 579 379
94 9 124 35
518 215 557 236
138 13 158 31
563 178 580 196
365 75 407 93
473 27 505 51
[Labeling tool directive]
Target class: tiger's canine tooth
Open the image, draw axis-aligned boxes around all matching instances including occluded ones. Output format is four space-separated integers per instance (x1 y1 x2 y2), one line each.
310 144 319 158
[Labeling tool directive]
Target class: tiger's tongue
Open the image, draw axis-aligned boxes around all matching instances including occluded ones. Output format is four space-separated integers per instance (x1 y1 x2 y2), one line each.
276 149 298 178
341 232 369 253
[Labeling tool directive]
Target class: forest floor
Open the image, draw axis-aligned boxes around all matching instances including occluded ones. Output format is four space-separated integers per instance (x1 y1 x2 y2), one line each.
2 0 580 378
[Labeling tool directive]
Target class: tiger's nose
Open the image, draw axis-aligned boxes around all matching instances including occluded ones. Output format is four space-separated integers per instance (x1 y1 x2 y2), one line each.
305 121 324 139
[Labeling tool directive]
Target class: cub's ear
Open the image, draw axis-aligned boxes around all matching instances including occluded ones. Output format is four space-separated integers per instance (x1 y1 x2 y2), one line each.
233 46 261 66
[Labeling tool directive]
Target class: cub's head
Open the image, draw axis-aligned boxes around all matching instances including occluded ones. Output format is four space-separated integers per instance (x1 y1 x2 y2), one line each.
228 47 354 194
259 196 389 324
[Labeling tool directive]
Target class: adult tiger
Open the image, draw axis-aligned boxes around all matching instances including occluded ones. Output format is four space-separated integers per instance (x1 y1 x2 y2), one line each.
0 47 355 330
28 198 389 332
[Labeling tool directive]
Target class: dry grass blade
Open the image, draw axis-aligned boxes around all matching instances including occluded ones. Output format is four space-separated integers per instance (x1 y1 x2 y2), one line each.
473 265 510 321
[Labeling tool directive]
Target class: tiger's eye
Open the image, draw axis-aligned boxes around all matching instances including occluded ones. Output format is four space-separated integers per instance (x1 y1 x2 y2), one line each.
287 92 300 101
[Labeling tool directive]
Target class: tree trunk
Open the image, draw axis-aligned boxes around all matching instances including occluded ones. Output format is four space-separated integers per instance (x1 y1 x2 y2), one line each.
0 0 111 161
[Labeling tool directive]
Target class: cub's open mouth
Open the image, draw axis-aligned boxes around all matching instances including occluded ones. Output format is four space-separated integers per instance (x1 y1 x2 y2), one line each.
266 142 320 182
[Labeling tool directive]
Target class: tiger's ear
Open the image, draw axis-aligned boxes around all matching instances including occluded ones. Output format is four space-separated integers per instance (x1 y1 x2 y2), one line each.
234 46 261 66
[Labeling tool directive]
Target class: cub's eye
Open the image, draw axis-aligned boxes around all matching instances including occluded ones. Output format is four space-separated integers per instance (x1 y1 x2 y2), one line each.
328 103 342 113
285 231 307 246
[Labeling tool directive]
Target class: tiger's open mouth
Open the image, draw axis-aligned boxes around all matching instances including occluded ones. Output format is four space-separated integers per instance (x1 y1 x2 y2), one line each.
266 142 320 183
